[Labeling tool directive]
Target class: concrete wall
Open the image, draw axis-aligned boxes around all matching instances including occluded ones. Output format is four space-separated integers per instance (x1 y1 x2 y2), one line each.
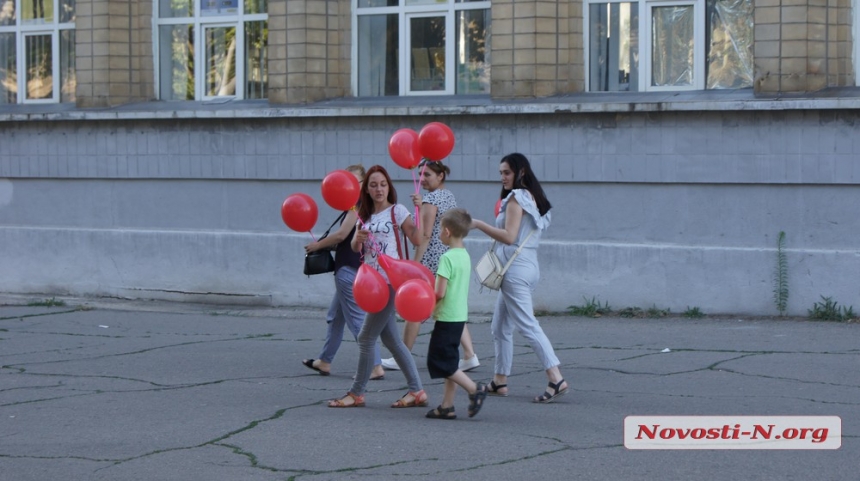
1 109 859 316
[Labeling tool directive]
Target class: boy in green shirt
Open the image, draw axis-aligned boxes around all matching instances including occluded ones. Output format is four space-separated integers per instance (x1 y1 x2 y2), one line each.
425 208 488 419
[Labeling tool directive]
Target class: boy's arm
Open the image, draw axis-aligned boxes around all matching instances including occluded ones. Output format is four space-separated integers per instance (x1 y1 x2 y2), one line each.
434 275 448 300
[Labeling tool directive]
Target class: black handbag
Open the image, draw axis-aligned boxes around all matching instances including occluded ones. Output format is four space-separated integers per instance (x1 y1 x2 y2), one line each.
303 211 347 276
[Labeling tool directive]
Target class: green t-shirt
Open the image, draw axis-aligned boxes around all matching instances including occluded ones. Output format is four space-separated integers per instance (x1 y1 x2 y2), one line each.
434 247 470 322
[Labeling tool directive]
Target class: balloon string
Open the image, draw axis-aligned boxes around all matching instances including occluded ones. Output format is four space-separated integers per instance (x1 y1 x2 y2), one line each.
308 231 317 242
412 162 428 230
355 216 383 260
411 168 420 230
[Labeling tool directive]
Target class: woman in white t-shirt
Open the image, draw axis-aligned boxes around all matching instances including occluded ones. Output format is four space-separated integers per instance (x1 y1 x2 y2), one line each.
328 165 428 408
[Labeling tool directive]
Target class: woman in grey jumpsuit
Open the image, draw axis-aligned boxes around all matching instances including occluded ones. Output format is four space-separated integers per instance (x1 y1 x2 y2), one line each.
470 153 569 403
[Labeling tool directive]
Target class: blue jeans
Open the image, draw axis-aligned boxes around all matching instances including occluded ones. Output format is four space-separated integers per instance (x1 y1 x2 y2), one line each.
318 266 381 366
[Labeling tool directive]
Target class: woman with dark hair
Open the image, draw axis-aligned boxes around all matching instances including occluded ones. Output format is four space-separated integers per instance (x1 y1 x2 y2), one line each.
328 165 428 408
380 160 480 373
470 153 569 403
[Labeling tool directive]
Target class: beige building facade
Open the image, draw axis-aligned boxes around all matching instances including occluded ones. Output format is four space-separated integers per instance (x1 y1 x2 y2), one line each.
63 0 856 108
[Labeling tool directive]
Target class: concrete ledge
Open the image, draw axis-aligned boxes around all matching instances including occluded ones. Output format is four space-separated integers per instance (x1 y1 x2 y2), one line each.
5 88 860 122
3 226 857 317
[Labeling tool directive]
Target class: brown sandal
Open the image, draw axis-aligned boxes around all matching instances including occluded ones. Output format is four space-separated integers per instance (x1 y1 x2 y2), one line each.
328 392 365 408
390 389 428 408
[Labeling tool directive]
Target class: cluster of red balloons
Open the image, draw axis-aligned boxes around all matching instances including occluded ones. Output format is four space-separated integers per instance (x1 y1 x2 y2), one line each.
388 122 455 169
281 170 361 233
354 254 436 322
281 123 452 322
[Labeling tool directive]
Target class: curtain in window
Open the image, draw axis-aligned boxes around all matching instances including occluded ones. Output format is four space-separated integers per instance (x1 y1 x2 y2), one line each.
60 0 74 22
60 29 74 102
706 0 753 89
0 0 15 26
651 5 694 87
0 32 15 103
358 14 398 96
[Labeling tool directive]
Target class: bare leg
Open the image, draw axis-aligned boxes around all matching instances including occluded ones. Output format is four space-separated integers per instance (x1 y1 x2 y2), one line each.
459 324 475 360
401 320 420 351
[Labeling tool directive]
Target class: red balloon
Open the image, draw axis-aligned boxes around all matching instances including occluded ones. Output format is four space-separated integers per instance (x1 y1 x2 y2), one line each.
494 199 502 217
321 169 360 211
417 122 455 161
378 254 434 291
388 128 422 169
353 264 390 313
395 279 437 323
281 193 318 232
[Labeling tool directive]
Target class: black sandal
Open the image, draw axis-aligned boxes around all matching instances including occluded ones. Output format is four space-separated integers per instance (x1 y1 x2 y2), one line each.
533 379 568 404
468 382 487 418
301 359 330 376
426 405 457 420
487 380 508 397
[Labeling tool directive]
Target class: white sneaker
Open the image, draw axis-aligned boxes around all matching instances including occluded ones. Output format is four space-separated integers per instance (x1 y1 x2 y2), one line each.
381 357 400 370
459 355 480 372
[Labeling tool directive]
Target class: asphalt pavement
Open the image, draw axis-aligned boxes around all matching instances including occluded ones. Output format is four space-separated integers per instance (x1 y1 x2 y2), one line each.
1 297 857 480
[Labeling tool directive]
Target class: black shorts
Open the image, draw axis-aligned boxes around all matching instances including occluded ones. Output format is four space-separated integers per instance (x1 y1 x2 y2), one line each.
426 321 466 379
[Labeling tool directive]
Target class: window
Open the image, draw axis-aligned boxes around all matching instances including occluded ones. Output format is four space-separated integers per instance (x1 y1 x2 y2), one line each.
0 0 76 104
586 0 752 91
354 0 491 96
155 0 267 101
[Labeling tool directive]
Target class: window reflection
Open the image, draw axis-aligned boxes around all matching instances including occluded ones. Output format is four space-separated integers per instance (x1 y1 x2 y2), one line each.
357 14 399 96
455 8 490 94
159 24 195 100
0 32 15 103
21 0 53 23
25 34 52 100
244 20 267 99
589 3 638 92
204 26 237 96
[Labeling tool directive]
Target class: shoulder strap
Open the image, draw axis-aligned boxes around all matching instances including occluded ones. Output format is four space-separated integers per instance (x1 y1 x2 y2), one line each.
497 228 536 275
320 211 348 240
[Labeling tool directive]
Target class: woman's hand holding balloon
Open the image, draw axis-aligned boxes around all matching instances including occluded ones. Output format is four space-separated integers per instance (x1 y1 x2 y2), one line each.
410 193 422 207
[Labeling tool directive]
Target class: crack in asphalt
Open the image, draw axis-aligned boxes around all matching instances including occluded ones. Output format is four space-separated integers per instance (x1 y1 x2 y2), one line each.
2 308 857 478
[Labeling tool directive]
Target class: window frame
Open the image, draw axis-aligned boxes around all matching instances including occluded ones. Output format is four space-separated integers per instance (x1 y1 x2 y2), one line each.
585 0 707 92
0 0 76 104
154 0 267 101
352 0 491 97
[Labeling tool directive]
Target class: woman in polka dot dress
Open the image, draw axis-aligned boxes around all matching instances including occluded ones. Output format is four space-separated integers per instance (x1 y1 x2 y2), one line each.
380 160 480 372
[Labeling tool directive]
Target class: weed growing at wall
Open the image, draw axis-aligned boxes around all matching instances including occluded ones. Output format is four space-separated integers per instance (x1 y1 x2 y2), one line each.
683 306 705 318
568 297 612 317
808 296 857 322
645 305 671 318
567 299 679 319
27 298 66 307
